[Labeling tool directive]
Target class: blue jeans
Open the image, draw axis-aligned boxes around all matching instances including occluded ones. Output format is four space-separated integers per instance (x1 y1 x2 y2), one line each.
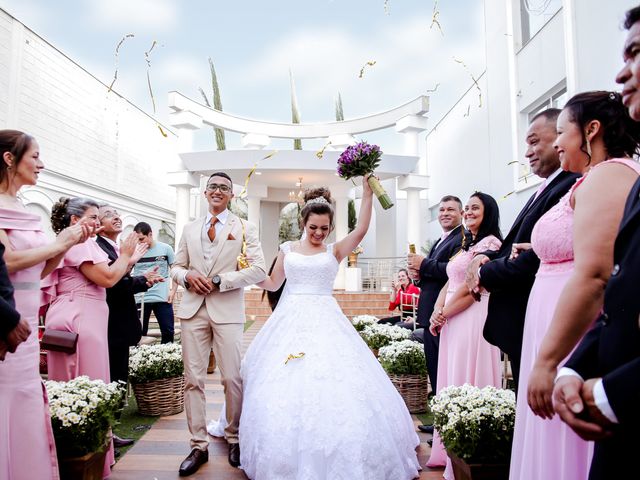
137 301 175 343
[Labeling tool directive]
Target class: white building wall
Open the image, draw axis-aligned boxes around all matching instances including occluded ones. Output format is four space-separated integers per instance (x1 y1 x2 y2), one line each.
0 9 177 242
425 0 637 238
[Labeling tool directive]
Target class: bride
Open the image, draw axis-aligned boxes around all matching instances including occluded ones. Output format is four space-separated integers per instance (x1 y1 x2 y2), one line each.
210 176 420 479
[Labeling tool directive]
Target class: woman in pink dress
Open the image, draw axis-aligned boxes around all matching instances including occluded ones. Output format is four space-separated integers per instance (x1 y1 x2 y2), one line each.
427 192 503 478
0 130 91 480
510 91 640 480
43 196 138 478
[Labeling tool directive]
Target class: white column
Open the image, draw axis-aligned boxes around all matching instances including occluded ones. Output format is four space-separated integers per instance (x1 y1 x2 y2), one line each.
395 115 429 158
247 196 262 234
333 195 350 289
175 185 192 245
406 189 421 246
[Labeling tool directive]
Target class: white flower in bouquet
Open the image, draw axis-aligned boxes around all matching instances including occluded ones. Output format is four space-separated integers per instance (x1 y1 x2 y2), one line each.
129 343 184 384
45 376 125 457
360 323 411 350
430 384 516 463
378 339 427 376
350 314 378 332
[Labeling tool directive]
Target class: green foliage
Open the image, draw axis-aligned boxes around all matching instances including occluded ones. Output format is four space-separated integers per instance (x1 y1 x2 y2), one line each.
290 69 302 150
198 57 226 150
279 204 301 243
335 92 344 121
360 323 411 350
348 199 356 232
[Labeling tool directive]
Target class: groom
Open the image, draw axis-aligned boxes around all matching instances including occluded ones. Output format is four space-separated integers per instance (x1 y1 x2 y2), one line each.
171 171 266 476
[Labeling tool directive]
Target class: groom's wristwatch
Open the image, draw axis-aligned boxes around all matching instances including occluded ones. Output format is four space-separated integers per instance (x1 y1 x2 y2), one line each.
211 275 221 289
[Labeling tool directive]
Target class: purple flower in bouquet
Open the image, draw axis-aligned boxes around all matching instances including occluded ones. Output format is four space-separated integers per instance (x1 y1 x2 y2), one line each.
337 141 393 210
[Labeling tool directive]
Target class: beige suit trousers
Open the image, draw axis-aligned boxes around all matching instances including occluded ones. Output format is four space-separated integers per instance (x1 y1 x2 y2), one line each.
181 303 243 449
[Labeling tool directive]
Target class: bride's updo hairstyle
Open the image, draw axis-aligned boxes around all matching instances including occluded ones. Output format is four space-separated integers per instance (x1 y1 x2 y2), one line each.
300 187 334 229
51 196 99 234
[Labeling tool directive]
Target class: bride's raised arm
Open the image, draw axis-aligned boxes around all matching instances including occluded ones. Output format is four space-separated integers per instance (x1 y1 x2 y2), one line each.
256 249 286 292
334 175 374 262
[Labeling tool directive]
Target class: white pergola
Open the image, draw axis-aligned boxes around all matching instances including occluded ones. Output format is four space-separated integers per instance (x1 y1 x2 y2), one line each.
166 91 430 286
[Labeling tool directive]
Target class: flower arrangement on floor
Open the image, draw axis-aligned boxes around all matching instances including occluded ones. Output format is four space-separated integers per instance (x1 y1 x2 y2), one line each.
129 342 183 383
350 314 378 332
337 141 394 209
378 339 427 376
431 384 516 464
129 343 185 416
379 339 429 413
45 376 125 457
360 323 411 351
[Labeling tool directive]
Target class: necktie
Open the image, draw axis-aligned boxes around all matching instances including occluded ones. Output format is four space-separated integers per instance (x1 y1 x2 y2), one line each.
207 217 218 242
533 180 547 200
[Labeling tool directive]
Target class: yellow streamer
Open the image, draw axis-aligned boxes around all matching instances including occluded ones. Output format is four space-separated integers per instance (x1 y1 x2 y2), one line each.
453 57 483 108
315 141 332 159
358 61 377 79
285 352 306 365
430 0 444 36
108 33 135 93
238 150 278 199
237 220 250 270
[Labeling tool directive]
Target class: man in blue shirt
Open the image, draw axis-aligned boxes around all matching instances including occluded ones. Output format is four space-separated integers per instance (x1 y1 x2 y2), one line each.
133 222 177 344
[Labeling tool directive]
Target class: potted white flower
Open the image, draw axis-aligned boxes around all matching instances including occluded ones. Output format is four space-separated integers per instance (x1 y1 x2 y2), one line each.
129 343 185 416
45 376 125 479
360 323 411 356
431 384 515 480
378 339 429 413
350 314 378 332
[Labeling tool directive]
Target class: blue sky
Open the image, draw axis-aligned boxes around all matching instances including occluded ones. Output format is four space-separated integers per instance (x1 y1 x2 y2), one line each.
0 0 486 152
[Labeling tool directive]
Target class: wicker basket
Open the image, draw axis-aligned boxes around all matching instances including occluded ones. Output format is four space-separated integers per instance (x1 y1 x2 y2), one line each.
388 374 429 413
132 375 185 416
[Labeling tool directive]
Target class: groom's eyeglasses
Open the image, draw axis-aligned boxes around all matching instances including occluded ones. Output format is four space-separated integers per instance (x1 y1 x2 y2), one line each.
206 183 231 193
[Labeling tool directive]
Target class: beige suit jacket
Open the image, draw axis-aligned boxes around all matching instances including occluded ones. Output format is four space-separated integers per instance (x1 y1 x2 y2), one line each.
170 212 267 323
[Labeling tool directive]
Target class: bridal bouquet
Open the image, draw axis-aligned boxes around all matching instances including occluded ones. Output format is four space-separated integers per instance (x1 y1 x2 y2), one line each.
129 343 183 383
431 384 515 463
337 141 394 209
360 323 411 350
378 339 427 376
46 376 125 456
350 314 378 332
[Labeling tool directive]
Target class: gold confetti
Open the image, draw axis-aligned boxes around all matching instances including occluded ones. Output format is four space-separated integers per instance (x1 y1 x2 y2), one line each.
285 352 306 364
463 105 470 117
500 191 515 201
316 141 332 159
430 0 444 36
426 83 440 93
157 124 168 137
239 151 278 199
108 33 134 92
145 40 159 114
453 57 482 107
358 61 377 79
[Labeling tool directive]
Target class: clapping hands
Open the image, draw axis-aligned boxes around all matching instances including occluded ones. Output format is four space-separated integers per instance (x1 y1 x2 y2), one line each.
143 265 164 287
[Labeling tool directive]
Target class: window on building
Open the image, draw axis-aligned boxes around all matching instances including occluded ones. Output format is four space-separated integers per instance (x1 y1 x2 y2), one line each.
518 87 567 182
520 0 562 44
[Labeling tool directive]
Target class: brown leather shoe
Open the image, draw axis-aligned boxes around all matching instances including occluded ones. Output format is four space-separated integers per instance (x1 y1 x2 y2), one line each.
228 443 240 468
207 350 216 374
179 448 209 476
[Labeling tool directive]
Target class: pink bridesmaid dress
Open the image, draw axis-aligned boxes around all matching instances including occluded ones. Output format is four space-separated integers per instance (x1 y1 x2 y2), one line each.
0 208 59 480
509 158 640 480
427 235 503 479
42 239 114 478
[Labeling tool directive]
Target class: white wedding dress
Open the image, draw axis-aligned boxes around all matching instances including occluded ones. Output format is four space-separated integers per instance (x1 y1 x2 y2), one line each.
209 241 420 480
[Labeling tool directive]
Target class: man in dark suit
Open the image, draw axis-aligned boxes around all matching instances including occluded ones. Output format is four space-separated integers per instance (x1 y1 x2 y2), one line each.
553 8 640 478
0 242 30 361
465 109 580 390
408 194 464 428
96 205 161 448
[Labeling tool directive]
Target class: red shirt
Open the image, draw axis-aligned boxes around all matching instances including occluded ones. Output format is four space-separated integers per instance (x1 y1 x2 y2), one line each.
388 283 420 313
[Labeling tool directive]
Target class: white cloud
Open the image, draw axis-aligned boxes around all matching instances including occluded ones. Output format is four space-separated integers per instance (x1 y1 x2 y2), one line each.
87 0 179 32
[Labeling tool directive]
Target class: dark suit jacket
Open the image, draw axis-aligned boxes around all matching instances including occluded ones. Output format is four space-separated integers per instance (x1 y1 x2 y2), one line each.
96 236 148 347
564 176 640 479
415 224 464 328
0 241 20 340
481 170 580 359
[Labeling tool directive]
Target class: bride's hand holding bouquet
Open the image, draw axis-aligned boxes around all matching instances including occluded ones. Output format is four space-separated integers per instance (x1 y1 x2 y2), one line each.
337 141 393 209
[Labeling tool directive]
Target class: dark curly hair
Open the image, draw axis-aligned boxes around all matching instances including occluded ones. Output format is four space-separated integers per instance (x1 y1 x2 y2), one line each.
563 91 640 163
51 197 99 234
299 187 334 228
462 191 503 250
0 130 35 186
